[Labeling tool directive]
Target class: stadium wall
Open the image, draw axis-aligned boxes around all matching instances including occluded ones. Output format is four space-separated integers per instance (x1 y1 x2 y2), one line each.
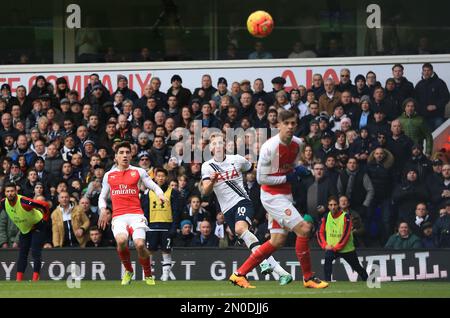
2 54 450 99
0 248 448 282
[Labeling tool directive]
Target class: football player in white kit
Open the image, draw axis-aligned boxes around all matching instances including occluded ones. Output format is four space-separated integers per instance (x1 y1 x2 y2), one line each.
230 110 329 289
202 133 293 286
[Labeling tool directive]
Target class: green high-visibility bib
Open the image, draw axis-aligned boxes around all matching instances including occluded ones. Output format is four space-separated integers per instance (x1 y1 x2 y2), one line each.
5 195 43 234
325 212 355 253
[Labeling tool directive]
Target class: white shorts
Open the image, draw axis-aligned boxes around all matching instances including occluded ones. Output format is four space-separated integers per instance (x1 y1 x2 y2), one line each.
261 190 303 234
111 214 149 240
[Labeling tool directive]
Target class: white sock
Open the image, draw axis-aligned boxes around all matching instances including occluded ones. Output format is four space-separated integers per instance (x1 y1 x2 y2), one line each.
266 256 290 276
162 253 172 274
240 230 280 270
240 230 290 276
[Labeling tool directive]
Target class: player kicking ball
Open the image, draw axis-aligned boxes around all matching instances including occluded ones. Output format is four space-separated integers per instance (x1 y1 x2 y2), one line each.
229 110 329 289
202 133 293 287
98 141 166 286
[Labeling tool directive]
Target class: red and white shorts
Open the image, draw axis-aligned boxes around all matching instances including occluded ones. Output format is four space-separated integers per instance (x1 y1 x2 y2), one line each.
261 190 303 234
111 213 149 240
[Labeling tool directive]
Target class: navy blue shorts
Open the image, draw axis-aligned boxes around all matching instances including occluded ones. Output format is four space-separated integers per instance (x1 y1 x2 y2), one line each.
146 231 172 252
224 199 255 235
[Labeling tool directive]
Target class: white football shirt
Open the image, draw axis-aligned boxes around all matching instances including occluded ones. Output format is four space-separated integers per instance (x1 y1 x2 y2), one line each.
201 155 252 213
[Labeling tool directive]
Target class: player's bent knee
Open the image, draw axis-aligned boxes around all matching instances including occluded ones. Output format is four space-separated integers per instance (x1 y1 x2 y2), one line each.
115 234 128 247
234 221 249 236
134 239 146 250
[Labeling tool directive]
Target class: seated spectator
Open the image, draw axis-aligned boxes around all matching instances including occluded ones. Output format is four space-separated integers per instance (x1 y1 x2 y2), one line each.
51 191 90 247
173 219 194 247
248 41 273 59
384 222 423 249
212 211 232 248
191 220 219 247
85 226 111 247
409 203 434 237
421 222 436 248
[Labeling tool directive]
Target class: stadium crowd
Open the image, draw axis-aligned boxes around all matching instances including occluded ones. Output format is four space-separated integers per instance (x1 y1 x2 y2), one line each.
0 62 449 250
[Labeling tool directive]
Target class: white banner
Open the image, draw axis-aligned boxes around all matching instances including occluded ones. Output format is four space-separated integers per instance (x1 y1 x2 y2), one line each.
1 56 450 98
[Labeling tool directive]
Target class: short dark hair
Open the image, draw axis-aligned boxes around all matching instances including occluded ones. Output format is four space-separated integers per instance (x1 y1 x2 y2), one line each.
328 196 338 203
278 110 297 123
3 182 17 190
392 63 404 71
89 225 101 233
422 63 433 70
154 168 168 176
115 141 131 153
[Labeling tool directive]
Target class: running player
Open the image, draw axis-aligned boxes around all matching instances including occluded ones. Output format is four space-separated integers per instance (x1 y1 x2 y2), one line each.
202 133 293 286
98 141 165 285
1 182 50 281
229 110 329 289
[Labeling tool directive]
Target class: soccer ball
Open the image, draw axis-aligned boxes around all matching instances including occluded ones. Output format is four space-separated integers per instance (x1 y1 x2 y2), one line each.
247 11 274 38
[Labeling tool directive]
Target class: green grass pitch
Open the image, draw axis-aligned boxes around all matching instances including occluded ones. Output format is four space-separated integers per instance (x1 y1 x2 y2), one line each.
0 280 449 298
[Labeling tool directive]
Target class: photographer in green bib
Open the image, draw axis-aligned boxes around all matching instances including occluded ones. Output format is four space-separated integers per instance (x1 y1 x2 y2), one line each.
317 196 368 282
1 182 50 281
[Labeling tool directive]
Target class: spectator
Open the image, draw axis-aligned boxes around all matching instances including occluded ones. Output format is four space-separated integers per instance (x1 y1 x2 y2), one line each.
404 144 433 182
112 75 139 102
392 167 430 224
311 74 325 99
173 219 194 247
409 203 434 238
85 226 110 247
414 63 450 131
248 41 273 59
397 98 433 156
148 77 168 109
167 74 192 108
192 74 217 103
314 132 337 163
212 211 231 248
336 68 355 94
391 64 415 101
352 74 370 104
430 164 450 213
0 209 19 248
267 76 286 107
191 220 219 247
366 147 395 243
287 41 316 58
433 206 450 248
51 191 90 247
319 79 341 115
386 120 414 181
385 222 423 249
421 222 436 248
301 162 337 222
337 157 374 220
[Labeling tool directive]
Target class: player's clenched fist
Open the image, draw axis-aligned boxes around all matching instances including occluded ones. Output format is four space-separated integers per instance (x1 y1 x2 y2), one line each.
210 171 220 183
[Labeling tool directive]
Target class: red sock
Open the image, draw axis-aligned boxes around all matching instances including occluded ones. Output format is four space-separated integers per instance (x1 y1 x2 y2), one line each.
237 241 277 276
118 247 134 273
32 272 40 281
296 236 313 280
139 257 152 278
16 272 23 281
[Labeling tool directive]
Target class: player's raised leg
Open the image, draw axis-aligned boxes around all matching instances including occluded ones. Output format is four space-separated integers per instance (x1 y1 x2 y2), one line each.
235 220 292 285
